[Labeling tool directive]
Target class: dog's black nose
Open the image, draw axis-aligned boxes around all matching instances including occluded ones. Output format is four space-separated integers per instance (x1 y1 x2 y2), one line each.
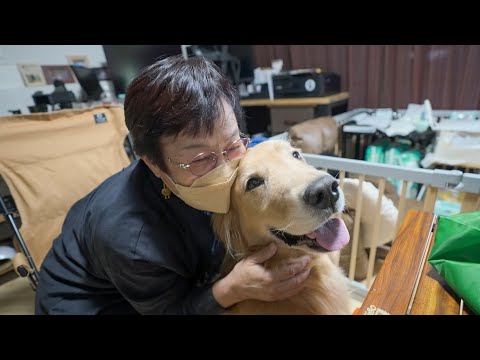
303 175 340 210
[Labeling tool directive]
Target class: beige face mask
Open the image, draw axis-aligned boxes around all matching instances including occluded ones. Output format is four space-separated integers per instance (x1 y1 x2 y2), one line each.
160 158 240 214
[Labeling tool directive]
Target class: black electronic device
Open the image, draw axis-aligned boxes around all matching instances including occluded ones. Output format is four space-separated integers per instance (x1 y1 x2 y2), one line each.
103 45 182 96
70 65 104 101
273 69 341 98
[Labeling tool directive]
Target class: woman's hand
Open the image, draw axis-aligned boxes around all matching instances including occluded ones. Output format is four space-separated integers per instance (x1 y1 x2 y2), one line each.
212 242 311 308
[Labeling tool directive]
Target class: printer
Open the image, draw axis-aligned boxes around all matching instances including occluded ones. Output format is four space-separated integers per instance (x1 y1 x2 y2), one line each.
272 69 341 98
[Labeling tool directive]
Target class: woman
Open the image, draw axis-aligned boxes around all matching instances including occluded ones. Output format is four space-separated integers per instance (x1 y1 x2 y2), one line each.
35 55 311 314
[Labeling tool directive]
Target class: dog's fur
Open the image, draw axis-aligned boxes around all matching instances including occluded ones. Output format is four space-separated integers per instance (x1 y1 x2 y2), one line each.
212 140 351 315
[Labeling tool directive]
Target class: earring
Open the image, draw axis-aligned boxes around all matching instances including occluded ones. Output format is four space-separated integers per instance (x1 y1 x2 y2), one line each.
162 183 171 200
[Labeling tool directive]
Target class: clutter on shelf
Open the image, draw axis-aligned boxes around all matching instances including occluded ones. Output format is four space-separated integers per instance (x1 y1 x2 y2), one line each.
348 100 434 137
365 138 422 199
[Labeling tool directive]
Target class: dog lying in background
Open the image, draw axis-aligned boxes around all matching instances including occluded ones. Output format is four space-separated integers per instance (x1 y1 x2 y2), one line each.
212 140 351 315
288 116 338 156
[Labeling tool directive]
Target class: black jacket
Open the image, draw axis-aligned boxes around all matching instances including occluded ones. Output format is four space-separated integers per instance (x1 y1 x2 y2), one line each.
35 160 226 315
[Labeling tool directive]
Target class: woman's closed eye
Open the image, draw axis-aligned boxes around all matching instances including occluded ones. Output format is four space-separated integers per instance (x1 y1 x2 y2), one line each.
191 154 212 163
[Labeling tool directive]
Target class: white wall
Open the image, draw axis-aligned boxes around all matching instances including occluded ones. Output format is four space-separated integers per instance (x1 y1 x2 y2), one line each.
0 45 107 115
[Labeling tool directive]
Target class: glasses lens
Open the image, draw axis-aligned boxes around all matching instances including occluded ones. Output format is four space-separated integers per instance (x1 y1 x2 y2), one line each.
189 153 217 176
225 137 250 161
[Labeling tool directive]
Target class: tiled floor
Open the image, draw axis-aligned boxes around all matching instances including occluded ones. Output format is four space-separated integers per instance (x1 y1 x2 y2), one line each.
349 298 363 314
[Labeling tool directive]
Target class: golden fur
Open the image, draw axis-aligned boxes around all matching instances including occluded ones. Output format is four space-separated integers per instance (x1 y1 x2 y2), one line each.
212 140 351 315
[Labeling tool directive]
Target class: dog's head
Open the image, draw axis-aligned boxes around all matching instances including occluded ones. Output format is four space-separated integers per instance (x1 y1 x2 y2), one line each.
213 140 350 258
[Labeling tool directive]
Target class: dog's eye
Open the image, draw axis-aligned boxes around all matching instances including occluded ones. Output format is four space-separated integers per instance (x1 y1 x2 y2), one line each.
246 177 265 191
292 151 302 160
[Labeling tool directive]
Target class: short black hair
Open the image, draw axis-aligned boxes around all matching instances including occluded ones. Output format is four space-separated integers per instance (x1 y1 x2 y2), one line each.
124 55 246 170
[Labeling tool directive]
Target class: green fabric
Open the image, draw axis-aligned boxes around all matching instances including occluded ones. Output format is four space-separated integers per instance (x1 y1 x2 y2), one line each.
428 211 480 315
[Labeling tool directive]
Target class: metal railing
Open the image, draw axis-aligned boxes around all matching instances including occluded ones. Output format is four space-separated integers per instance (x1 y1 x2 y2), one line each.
270 130 480 292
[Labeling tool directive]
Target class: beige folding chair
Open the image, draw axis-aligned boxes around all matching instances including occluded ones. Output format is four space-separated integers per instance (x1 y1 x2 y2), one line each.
0 105 132 290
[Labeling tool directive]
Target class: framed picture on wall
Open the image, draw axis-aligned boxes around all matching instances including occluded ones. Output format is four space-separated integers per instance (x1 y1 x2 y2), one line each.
17 64 47 87
41 65 76 85
66 55 90 67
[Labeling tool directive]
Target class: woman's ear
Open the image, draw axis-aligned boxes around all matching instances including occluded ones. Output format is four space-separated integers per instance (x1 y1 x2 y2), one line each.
140 156 163 178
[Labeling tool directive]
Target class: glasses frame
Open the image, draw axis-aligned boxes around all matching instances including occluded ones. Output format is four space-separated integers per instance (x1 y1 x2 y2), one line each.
166 133 251 176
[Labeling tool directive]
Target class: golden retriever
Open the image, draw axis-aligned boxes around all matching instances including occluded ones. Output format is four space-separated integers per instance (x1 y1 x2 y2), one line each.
212 140 351 315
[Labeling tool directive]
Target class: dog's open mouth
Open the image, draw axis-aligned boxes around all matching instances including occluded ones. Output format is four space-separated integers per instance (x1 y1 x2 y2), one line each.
270 218 350 252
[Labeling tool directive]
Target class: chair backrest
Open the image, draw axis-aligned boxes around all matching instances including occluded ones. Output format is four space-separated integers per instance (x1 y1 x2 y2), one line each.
0 105 131 268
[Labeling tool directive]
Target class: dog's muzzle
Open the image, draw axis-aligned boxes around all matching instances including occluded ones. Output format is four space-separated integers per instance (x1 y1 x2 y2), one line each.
303 175 340 211
270 217 350 252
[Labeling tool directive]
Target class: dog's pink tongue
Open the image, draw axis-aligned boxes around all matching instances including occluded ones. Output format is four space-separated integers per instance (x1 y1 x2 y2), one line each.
306 218 350 251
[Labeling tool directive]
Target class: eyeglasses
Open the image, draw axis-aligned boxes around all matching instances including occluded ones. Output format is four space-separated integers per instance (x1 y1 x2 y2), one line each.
167 134 251 177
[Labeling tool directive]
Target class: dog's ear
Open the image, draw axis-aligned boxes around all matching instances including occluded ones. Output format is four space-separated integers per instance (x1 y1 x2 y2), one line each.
212 210 246 260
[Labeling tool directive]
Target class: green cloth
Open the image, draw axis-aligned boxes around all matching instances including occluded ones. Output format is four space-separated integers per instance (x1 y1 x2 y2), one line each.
428 211 480 315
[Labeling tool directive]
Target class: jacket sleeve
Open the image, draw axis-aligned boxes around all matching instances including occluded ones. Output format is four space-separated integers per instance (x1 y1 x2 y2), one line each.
100 218 226 315
104 252 226 315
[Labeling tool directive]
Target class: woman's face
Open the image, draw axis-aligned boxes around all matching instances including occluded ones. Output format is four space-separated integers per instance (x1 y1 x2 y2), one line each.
143 100 241 187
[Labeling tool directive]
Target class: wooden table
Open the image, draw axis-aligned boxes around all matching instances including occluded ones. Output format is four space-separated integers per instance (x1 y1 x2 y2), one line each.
358 209 471 315
239 92 349 107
